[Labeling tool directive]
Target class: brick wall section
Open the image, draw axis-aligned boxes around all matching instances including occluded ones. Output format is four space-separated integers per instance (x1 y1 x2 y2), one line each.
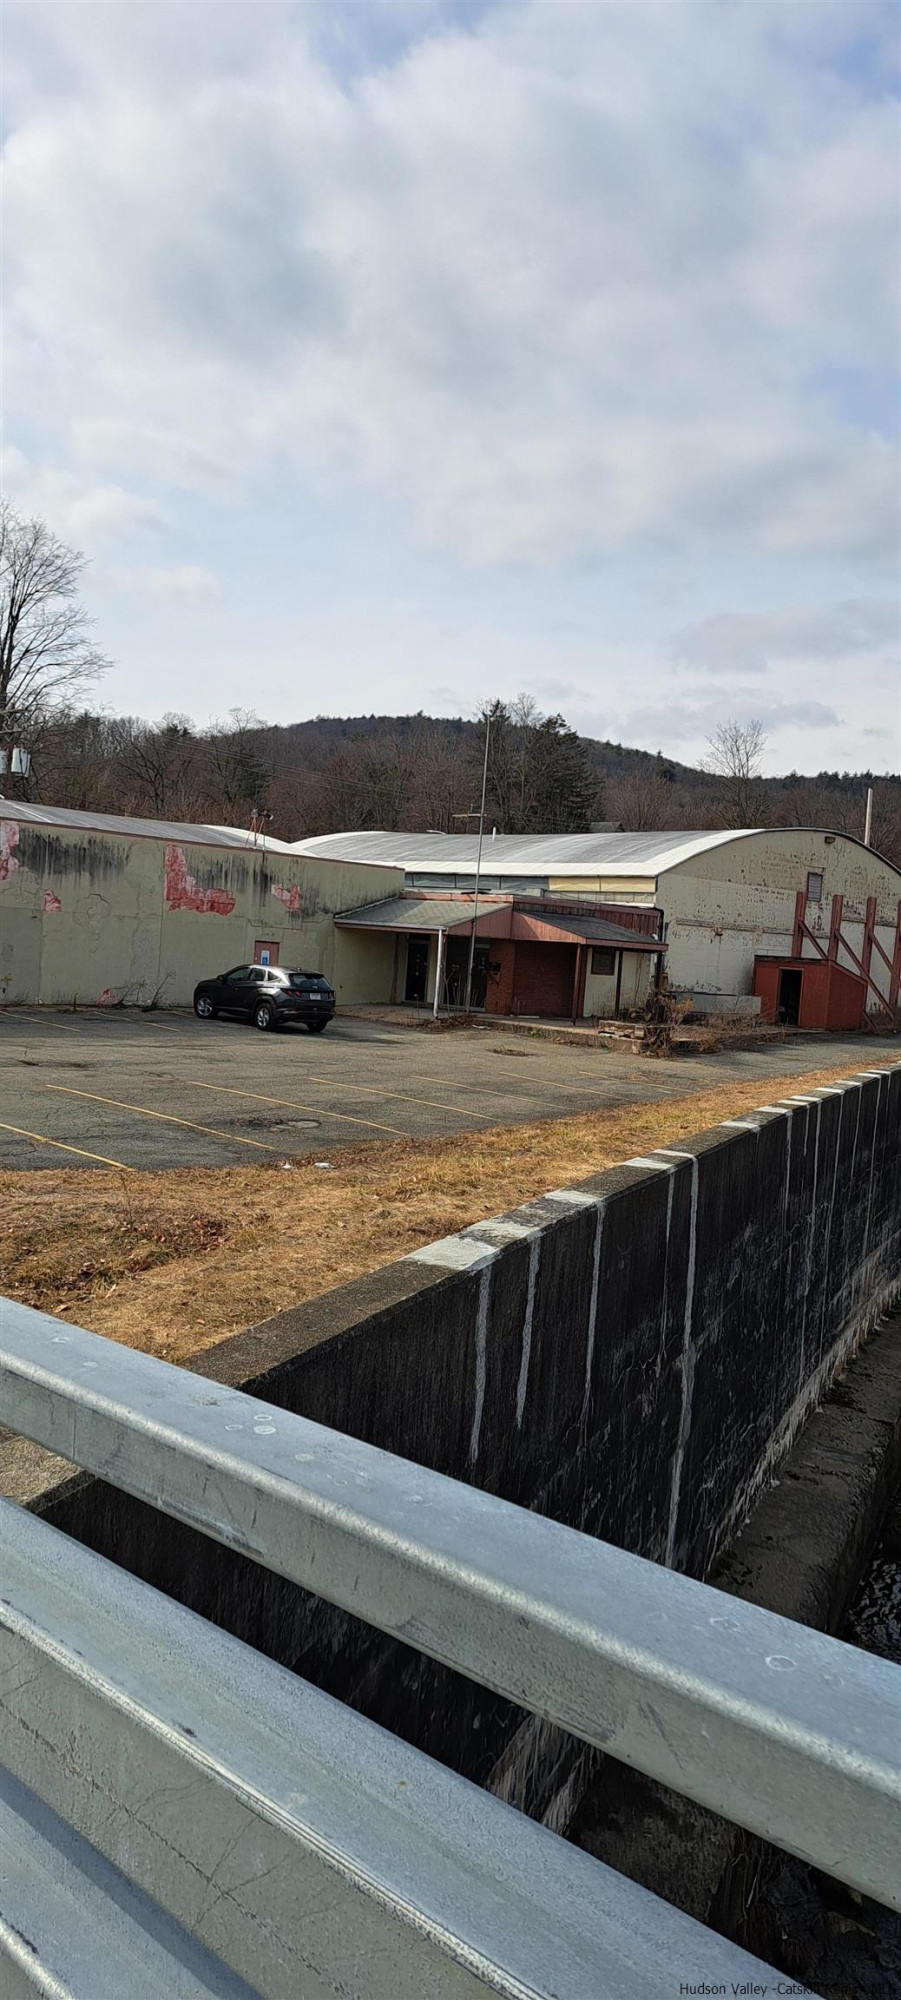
485 938 516 1014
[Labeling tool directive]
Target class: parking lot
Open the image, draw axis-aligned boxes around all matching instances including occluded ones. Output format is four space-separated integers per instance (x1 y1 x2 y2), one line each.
0 1005 893 1172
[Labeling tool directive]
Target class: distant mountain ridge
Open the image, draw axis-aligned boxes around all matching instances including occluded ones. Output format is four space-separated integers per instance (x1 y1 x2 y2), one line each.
261 711 896 792
16 704 901 867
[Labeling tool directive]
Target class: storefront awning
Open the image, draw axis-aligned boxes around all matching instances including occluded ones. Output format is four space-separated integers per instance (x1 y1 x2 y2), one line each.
336 892 664 950
335 893 512 936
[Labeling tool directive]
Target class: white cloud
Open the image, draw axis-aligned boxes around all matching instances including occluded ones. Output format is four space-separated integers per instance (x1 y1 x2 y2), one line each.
3 2 898 567
671 599 900 677
618 692 841 749
1 2 897 773
143 564 222 603
1 449 166 550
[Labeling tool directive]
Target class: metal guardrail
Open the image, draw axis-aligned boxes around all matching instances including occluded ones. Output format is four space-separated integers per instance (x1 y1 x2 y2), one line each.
3 1298 898 1910
0 1766 258 2000
2 1296 898 1995
0 1496 784 2000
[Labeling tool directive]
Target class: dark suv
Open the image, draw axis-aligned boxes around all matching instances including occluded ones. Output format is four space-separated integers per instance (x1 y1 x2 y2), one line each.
193 965 336 1033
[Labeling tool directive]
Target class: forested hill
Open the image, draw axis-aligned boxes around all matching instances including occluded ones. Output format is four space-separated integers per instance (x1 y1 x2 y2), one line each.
9 703 901 866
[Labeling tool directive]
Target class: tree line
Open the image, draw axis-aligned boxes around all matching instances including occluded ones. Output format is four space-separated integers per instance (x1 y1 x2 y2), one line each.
2 501 899 862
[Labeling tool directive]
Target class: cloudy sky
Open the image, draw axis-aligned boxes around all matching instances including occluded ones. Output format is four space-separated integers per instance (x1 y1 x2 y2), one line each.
3 0 899 773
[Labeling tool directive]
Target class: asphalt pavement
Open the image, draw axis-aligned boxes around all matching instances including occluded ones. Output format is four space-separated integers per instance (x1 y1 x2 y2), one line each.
0 1005 893 1172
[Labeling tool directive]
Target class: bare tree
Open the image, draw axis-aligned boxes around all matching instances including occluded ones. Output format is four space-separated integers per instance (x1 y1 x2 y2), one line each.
702 718 768 827
117 714 205 820
0 505 110 753
203 709 270 822
608 765 676 830
405 720 472 832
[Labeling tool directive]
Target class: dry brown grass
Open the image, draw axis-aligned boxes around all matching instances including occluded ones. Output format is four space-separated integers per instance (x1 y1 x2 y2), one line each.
0 1058 870 1364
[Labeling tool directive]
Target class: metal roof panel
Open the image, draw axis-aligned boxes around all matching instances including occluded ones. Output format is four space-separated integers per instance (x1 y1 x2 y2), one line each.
293 828 761 876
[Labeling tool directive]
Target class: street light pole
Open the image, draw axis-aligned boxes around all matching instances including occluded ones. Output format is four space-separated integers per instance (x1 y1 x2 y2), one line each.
464 710 491 1013
864 787 874 848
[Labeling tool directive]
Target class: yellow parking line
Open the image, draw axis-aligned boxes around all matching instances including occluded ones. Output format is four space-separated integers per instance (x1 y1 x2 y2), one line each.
436 1059 613 1097
186 1078 409 1139
79 1009 182 1032
46 1085 277 1152
276 1069 492 1122
0 1119 136 1170
337 1059 604 1105
3 1011 83 1035
388 1065 558 1101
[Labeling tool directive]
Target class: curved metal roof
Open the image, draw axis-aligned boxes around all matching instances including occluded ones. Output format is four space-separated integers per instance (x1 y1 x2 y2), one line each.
1 798 305 855
292 828 761 877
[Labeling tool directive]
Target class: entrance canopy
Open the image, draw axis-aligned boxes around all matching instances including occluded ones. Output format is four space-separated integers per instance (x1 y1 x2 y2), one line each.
336 891 665 1018
335 893 512 937
335 891 663 951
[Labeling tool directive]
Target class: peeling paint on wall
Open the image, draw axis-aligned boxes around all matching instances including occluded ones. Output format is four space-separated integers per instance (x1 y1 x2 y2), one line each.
0 822 21 883
164 844 236 916
271 882 301 915
1 818 403 1004
97 988 119 1007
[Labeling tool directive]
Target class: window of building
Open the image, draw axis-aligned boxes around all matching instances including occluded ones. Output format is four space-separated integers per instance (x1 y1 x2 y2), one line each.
590 946 617 977
806 871 823 903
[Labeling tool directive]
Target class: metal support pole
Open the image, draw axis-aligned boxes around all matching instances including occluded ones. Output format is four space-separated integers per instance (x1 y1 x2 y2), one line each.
891 900 901 1012
433 929 445 1019
828 895 843 961
864 787 874 847
464 713 491 1014
862 895 877 985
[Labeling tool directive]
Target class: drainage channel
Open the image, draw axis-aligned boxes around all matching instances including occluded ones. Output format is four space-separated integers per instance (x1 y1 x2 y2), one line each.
569 1304 901 1999
749 1485 901 1998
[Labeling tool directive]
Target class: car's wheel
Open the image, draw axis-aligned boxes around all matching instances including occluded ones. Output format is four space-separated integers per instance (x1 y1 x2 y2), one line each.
255 1002 276 1031
307 1019 329 1034
194 994 216 1019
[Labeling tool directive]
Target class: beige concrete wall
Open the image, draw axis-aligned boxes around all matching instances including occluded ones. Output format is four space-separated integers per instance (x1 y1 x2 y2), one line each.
548 875 656 904
332 928 397 1005
0 816 401 1006
660 830 901 1007
582 965 617 1015
583 951 651 1017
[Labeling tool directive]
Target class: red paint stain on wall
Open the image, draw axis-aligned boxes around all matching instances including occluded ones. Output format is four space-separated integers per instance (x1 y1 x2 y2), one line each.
42 889 62 913
98 988 118 1007
164 844 236 916
271 882 301 915
0 822 21 883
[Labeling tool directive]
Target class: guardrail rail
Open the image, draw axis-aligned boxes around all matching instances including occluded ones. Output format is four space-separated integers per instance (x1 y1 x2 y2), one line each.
2 1296 899 1998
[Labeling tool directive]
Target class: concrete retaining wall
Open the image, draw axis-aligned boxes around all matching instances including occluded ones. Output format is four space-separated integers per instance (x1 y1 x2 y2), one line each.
9 1063 900 1827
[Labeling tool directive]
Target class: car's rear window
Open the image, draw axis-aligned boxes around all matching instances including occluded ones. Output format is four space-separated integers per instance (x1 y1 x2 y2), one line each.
286 973 332 992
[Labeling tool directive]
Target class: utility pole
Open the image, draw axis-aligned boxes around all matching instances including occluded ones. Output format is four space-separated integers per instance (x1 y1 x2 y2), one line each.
464 710 492 1013
250 808 274 847
864 787 874 848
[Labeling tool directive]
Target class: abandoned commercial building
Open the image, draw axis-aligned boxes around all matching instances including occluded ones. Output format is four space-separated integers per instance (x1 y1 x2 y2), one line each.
0 800 401 1009
298 828 901 1026
333 891 663 1019
3 802 899 1026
